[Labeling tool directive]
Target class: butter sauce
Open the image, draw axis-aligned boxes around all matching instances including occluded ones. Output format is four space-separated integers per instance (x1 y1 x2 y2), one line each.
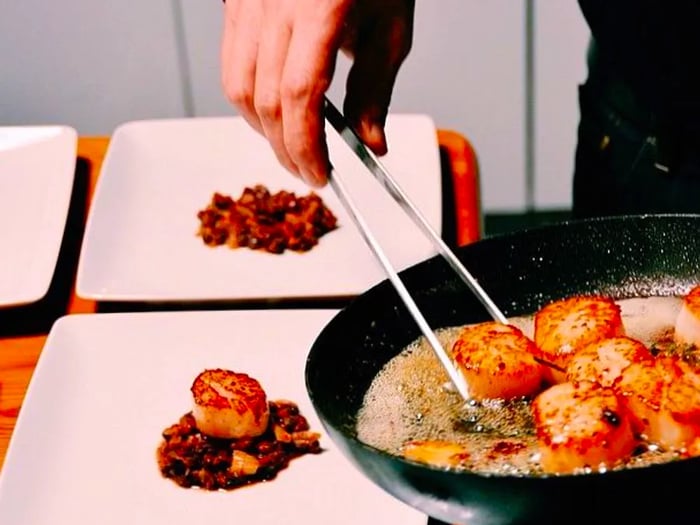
356 296 686 476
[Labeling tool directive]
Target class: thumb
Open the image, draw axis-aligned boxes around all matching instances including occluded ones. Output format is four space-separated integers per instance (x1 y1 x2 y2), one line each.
343 22 412 156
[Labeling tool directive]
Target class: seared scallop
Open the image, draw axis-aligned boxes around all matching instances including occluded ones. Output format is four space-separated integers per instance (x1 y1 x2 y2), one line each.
191 368 270 439
532 381 637 474
534 295 625 384
566 336 653 387
674 284 700 347
681 437 700 458
451 322 544 401
614 357 700 450
663 357 700 442
401 440 471 468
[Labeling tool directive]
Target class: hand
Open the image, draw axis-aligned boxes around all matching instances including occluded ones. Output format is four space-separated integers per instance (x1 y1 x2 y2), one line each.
221 0 415 187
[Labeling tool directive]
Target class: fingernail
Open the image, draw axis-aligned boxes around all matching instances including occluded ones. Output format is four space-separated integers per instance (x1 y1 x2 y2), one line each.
362 122 387 155
302 170 326 188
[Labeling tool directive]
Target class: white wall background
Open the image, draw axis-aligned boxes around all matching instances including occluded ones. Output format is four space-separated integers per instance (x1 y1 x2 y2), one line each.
0 1 589 212
534 1 590 209
0 1 187 130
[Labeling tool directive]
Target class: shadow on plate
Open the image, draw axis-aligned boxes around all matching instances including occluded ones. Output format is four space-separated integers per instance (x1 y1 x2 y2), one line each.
0 157 89 336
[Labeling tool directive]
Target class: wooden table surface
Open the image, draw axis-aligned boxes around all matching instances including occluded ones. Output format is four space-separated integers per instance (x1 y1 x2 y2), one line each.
0 131 480 472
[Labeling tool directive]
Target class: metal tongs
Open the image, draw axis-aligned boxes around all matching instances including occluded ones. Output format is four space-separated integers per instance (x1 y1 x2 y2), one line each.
324 97 509 403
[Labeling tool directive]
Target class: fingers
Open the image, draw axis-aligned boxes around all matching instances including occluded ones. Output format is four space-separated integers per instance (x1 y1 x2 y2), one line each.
222 0 351 187
221 0 263 134
344 5 414 156
281 24 335 187
221 0 415 186
254 2 299 176
280 5 352 187
344 34 408 155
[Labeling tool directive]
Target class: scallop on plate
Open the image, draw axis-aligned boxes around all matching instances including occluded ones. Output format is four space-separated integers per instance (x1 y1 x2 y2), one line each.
0 309 425 525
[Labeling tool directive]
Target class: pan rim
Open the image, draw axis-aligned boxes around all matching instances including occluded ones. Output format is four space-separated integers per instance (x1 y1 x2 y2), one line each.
305 213 700 486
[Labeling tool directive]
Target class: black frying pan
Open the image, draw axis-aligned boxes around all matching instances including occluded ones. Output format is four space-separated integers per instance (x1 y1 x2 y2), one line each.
305 214 700 525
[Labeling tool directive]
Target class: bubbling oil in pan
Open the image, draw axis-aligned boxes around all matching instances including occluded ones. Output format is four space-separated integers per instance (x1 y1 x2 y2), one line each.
355 296 685 476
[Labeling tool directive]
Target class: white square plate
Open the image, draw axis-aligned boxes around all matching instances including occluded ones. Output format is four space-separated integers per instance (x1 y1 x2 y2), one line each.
0 126 77 307
0 310 425 525
76 115 441 302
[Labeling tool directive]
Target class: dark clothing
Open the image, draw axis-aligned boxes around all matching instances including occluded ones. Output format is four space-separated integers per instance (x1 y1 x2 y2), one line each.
572 1 700 218
577 0 700 118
